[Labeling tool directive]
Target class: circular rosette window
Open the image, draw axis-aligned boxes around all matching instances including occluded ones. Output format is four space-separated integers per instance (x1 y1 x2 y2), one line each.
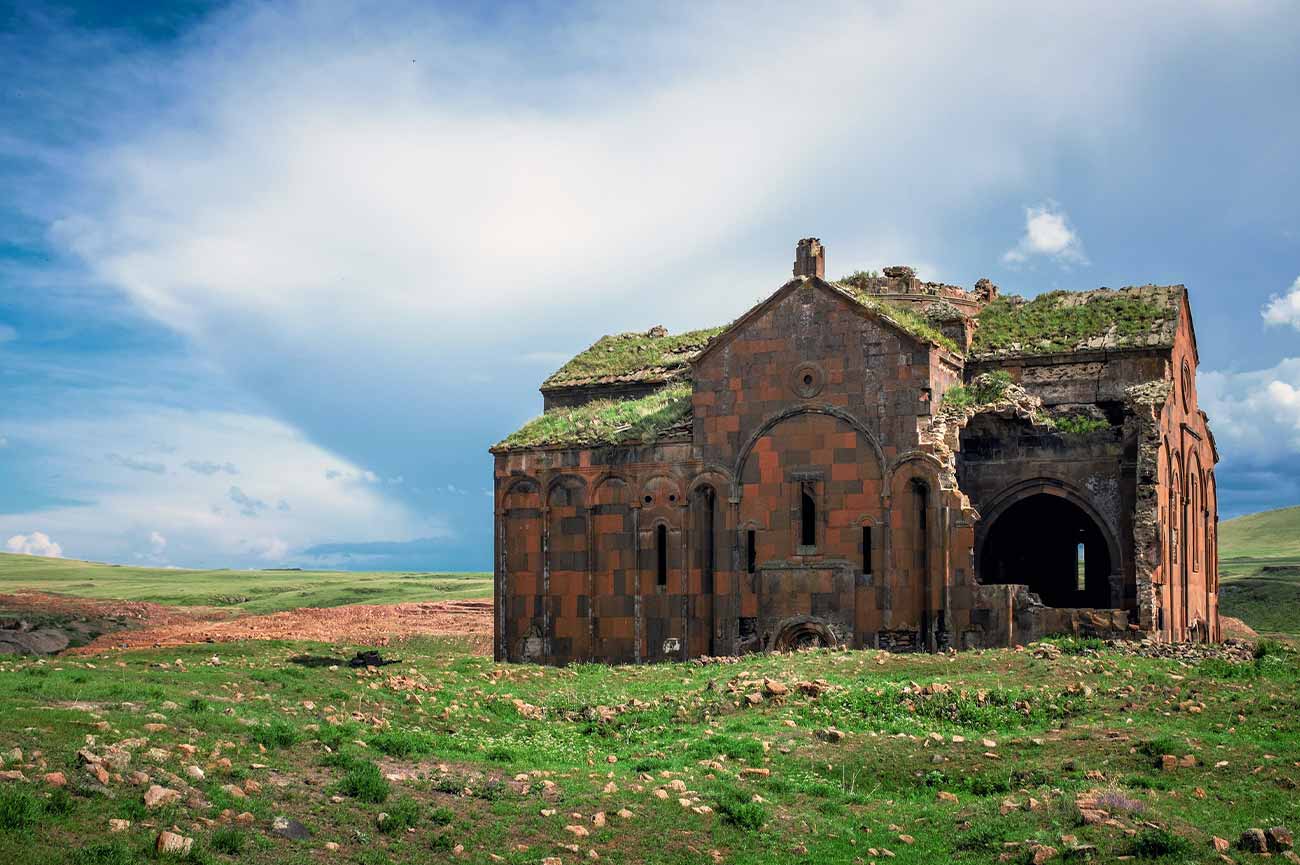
790 362 826 399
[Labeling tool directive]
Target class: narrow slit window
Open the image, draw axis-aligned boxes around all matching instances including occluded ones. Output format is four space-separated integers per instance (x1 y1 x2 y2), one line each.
1076 542 1086 592
746 529 756 574
800 483 816 547
656 524 668 587
862 525 873 575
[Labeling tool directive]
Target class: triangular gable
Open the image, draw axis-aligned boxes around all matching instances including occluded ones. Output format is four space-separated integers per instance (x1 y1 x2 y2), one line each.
690 275 957 369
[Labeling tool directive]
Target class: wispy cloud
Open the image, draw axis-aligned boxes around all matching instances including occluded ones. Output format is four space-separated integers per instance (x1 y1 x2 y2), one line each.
1002 202 1088 266
184 459 239 476
106 452 166 474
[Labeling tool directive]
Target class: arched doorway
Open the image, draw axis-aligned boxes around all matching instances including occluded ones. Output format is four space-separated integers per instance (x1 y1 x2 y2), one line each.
979 493 1113 608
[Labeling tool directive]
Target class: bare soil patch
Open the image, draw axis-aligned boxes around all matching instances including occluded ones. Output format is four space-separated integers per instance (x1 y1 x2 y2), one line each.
0 590 492 655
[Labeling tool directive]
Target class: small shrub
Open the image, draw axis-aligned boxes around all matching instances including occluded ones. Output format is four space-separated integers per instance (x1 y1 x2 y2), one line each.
379 797 421 834
186 697 210 714
370 730 435 759
1137 737 1180 761
340 761 390 804
210 826 246 855
252 719 300 750
964 773 1012 796
70 842 134 865
1055 414 1110 436
429 806 455 826
430 833 455 852
0 786 44 832
1126 827 1190 859
44 787 75 817
954 818 1008 851
1254 638 1286 660
712 786 767 830
688 734 764 763
483 745 515 764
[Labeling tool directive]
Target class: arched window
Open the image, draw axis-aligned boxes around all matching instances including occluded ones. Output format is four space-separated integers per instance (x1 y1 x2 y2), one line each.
800 483 816 548
656 524 668 587
862 524 873 576
912 479 929 573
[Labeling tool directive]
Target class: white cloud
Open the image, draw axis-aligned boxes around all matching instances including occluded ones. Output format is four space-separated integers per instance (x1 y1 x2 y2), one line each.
0 435 8 447
0 324 15 344
1262 276 1300 331
5 531 64 558
1002 202 1088 266
46 0 1257 459
0 406 448 568
1200 358 1300 457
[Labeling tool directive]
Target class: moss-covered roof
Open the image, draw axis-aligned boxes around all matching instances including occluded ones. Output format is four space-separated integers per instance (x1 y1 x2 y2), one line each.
541 326 728 390
831 283 962 354
495 382 693 450
971 285 1181 359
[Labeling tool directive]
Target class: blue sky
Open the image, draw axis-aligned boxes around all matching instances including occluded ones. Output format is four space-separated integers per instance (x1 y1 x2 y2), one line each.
2 0 1299 571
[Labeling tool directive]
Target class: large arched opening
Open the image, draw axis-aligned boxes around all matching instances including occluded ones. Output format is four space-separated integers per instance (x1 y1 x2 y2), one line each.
979 492 1113 608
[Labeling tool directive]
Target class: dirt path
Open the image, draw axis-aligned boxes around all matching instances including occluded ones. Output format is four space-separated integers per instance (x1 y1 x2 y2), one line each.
0 590 493 656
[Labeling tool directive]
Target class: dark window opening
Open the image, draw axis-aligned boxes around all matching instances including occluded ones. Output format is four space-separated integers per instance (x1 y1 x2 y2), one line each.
980 492 1114 608
656 524 667 587
800 483 816 548
912 479 929 573
862 525 873 575
699 487 716 594
746 529 756 574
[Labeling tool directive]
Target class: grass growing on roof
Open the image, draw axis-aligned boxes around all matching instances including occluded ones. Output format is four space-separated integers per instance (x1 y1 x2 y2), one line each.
542 326 727 388
834 283 962 354
973 288 1178 356
498 382 693 449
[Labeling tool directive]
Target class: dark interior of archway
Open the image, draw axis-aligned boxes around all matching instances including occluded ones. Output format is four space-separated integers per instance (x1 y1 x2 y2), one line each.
980 493 1112 608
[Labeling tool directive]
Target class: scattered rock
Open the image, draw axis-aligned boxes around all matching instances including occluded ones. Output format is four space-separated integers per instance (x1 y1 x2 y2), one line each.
143 784 181 809
1030 844 1058 864
565 824 590 838
1268 827 1295 852
1240 829 1269 854
1212 837 1230 853
156 830 193 857
185 765 204 781
221 783 246 799
816 728 844 743
936 791 959 804
271 816 313 840
109 819 131 833
43 772 66 787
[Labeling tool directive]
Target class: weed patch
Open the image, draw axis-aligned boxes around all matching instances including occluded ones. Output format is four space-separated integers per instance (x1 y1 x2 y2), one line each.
340 760 390 804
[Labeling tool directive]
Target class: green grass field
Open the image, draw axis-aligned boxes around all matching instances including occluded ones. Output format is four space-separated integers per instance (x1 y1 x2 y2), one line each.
1218 506 1300 634
0 552 491 614
0 636 1295 864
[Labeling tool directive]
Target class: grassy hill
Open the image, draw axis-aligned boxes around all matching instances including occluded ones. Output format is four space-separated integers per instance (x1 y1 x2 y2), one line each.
0 552 491 614
1218 505 1300 634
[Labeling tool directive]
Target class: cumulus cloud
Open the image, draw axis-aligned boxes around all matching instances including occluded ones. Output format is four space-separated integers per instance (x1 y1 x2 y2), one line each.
5 531 63 558
184 459 238 476
149 531 167 554
46 0 1262 476
0 406 445 568
106 452 167 474
1002 202 1088 266
1262 277 1300 331
1201 358 1300 457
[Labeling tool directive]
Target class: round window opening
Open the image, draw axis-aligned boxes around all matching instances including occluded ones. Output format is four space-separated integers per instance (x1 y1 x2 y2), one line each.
791 363 825 398
668 494 677 503
643 495 653 504
1180 361 1193 412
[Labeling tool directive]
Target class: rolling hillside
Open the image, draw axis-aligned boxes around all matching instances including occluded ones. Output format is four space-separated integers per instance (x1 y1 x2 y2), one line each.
0 552 491 614
1218 505 1300 634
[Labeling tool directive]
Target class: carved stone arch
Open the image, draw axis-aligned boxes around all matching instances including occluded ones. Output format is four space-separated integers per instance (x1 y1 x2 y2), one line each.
975 477 1123 581
770 615 838 652
546 473 589 507
639 473 686 509
591 472 632 503
730 404 886 499
688 465 733 496
886 450 946 493
497 475 541 513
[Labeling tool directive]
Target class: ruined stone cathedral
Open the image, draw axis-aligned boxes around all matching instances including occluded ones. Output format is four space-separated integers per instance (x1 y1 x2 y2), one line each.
491 239 1219 665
